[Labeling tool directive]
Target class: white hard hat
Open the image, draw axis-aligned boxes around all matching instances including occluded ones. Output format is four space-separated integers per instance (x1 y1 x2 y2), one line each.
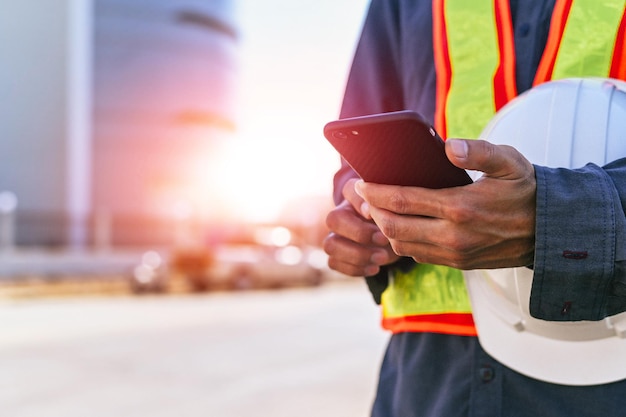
464 78 626 385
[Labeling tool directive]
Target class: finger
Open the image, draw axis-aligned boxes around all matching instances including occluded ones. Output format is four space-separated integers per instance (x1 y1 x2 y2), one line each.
323 233 394 276
446 139 532 180
323 233 376 268
342 178 371 219
391 236 534 270
326 201 388 246
356 181 456 220
327 257 381 277
366 204 451 246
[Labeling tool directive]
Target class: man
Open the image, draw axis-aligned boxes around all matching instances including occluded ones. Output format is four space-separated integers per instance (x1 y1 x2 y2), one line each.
324 1 626 415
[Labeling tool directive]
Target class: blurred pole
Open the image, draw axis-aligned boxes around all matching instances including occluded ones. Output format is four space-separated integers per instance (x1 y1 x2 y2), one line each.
66 0 93 248
0 192 17 253
0 1 93 248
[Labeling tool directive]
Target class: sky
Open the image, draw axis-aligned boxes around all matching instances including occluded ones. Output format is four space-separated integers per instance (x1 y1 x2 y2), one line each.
211 0 370 222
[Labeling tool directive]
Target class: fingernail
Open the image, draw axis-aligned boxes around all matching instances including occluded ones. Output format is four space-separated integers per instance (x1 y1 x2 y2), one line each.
354 180 364 197
361 202 371 219
449 139 468 159
372 231 388 246
370 250 387 264
364 265 380 276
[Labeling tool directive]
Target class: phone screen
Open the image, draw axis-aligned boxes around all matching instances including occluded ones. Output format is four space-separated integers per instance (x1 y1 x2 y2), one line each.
324 110 472 188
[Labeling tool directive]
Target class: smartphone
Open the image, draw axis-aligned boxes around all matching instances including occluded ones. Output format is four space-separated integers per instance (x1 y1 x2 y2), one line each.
324 110 472 188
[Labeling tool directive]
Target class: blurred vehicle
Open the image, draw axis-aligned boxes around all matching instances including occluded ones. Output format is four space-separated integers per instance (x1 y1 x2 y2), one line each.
169 226 324 292
128 250 169 294
169 246 216 292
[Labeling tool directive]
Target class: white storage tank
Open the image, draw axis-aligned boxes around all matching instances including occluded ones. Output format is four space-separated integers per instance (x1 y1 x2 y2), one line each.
0 0 238 247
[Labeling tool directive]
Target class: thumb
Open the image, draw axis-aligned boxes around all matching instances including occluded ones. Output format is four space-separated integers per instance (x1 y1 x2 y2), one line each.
445 139 530 180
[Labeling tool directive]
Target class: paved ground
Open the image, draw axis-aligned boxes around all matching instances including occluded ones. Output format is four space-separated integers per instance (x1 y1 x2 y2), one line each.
0 281 388 417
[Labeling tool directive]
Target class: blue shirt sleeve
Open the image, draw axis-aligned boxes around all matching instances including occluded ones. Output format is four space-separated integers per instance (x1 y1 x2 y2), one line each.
531 159 626 321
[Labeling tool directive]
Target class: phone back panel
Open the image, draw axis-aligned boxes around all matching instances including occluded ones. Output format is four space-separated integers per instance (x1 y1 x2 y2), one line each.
324 111 472 188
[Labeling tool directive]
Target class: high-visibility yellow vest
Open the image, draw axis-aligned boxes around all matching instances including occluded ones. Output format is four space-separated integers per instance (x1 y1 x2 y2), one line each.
381 0 626 336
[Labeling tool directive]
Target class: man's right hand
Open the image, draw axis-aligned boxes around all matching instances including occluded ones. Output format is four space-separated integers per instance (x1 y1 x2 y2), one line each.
323 178 400 276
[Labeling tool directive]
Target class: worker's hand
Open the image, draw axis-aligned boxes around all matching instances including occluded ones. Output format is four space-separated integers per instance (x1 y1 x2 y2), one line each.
324 178 400 276
355 139 536 270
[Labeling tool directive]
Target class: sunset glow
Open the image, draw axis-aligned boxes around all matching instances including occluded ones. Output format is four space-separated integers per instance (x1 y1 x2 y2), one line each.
205 0 369 223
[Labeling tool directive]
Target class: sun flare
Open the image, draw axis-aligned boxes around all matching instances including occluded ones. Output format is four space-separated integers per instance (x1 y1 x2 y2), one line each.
207 122 340 223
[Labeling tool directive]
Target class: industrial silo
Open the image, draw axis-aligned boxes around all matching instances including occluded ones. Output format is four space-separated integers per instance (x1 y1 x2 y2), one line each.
0 0 238 248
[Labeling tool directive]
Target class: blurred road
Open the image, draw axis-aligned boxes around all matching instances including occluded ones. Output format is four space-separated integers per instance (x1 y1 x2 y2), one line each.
0 281 388 417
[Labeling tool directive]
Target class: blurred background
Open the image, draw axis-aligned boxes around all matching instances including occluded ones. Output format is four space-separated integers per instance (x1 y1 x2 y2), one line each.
0 1 389 416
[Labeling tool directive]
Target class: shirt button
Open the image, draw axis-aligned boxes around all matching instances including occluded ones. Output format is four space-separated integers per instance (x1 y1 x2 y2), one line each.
479 365 495 382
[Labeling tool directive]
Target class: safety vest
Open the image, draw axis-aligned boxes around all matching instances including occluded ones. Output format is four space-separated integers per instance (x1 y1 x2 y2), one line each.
381 0 626 336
